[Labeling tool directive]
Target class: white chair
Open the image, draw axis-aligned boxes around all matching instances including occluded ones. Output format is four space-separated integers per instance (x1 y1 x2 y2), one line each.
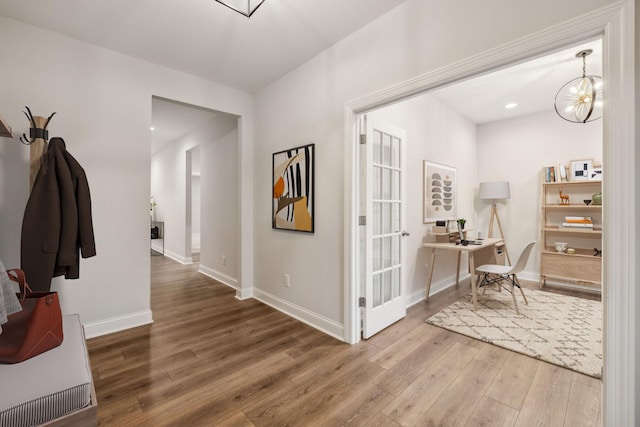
475 241 536 315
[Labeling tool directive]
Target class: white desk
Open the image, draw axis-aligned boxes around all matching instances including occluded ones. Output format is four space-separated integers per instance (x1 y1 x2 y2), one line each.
423 238 504 310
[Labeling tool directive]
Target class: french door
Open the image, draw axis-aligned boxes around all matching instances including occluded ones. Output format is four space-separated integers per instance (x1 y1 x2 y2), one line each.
361 116 407 339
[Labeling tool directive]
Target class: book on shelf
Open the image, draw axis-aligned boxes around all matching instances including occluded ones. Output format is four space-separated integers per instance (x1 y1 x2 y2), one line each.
564 216 593 224
561 222 594 228
565 216 592 221
545 165 567 182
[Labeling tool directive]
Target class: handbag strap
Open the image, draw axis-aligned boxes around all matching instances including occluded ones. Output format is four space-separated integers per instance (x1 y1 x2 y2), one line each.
6 268 32 304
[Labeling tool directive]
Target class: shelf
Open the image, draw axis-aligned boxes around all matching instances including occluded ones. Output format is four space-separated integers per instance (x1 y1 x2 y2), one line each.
543 226 602 235
0 115 12 138
542 247 601 257
543 204 601 209
540 167 602 291
543 180 601 186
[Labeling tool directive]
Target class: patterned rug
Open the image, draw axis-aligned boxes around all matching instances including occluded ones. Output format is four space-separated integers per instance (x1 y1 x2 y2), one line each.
426 288 602 378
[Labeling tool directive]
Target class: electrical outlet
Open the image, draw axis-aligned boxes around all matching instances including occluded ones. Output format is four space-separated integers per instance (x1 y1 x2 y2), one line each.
222 255 227 265
283 274 290 288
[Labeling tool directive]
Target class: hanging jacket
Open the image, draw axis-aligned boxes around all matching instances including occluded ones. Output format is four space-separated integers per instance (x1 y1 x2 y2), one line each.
21 138 96 291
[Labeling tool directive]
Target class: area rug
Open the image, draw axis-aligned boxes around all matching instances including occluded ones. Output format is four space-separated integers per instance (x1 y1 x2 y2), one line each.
426 288 602 378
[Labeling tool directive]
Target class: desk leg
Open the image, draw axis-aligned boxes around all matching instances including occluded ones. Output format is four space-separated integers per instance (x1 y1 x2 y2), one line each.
426 248 436 301
469 252 478 310
455 252 461 286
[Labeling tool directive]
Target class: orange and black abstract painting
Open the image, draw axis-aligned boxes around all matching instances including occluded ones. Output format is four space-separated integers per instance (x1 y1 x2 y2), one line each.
272 144 315 232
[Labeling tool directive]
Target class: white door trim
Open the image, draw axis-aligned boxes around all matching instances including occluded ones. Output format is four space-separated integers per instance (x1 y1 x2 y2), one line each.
343 1 635 424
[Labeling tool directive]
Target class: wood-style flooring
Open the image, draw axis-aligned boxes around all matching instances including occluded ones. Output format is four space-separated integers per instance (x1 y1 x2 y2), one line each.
87 255 602 426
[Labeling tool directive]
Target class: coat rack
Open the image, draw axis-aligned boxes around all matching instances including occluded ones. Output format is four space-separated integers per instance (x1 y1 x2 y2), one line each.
19 107 56 189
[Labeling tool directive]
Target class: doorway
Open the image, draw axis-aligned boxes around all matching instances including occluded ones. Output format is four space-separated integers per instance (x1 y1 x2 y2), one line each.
151 96 240 287
345 4 634 423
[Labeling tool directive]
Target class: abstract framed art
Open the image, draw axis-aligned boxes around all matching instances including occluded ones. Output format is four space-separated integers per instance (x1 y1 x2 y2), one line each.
570 159 593 181
423 160 457 223
272 143 315 233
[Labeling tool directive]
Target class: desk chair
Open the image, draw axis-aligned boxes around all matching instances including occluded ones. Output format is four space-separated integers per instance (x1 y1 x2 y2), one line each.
475 241 536 315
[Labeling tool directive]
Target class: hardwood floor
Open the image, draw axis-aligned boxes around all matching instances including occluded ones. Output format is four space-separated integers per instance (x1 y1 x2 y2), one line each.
87 255 602 426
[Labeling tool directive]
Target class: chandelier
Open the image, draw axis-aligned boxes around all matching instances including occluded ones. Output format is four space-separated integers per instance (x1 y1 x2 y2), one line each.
214 0 266 17
554 49 603 123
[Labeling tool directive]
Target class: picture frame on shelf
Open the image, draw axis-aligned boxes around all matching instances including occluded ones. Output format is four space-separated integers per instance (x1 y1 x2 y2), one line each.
588 167 603 181
570 159 593 181
423 160 457 223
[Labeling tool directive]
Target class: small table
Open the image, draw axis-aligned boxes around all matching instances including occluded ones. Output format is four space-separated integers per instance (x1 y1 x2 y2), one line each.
423 238 504 310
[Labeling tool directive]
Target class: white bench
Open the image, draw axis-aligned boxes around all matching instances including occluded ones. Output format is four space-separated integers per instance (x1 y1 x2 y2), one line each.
0 314 97 427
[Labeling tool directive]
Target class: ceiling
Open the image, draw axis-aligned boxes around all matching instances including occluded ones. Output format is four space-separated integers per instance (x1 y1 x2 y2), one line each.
150 97 225 154
0 0 406 93
0 1 603 140
430 38 602 124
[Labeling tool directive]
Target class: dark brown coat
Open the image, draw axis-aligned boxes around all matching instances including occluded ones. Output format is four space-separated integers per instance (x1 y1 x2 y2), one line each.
21 138 96 291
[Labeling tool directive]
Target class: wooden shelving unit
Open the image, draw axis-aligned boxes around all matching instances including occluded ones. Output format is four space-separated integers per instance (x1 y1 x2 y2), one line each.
540 176 602 290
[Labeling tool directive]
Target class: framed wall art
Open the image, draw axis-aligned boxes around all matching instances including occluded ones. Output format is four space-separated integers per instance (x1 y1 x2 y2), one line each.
272 143 315 233
423 160 456 223
588 166 603 181
570 159 593 181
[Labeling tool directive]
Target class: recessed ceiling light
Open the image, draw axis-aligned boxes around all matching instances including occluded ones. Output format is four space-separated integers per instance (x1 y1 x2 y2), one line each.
505 103 518 109
150 126 155 131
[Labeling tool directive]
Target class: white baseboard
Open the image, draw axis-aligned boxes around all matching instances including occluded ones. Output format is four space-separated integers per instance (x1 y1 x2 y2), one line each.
235 287 253 300
253 289 344 341
83 310 153 339
163 249 192 265
199 264 238 290
405 272 472 308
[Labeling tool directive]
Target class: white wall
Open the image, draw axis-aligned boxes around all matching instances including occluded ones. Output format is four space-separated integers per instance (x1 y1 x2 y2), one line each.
199 130 239 288
477 110 602 281
253 0 617 335
368 95 477 303
151 115 237 263
0 16 252 337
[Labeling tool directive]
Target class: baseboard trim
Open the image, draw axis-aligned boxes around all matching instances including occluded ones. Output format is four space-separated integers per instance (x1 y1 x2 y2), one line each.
253 289 344 341
405 272 472 307
163 249 192 265
199 265 239 290
83 310 153 339
235 287 253 300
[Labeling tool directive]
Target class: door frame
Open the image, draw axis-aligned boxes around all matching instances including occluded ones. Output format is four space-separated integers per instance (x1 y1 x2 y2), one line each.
343 2 634 424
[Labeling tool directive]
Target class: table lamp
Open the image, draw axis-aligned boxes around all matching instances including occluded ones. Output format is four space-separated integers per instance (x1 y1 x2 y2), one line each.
479 181 511 264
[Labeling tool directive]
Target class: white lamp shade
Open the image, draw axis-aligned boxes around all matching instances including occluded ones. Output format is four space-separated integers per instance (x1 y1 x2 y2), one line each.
479 181 511 200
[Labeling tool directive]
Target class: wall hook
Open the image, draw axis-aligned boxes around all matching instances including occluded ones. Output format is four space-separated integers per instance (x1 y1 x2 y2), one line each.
19 106 56 145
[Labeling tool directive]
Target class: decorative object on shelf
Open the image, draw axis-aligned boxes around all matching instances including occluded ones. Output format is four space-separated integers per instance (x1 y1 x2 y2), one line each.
570 159 593 181
150 196 157 221
456 218 466 229
478 181 512 264
423 161 457 223
583 199 592 205
554 242 568 253
566 248 576 254
554 49 603 123
588 167 603 181
592 192 602 205
272 143 315 232
213 0 266 17
559 189 570 204
593 248 602 257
